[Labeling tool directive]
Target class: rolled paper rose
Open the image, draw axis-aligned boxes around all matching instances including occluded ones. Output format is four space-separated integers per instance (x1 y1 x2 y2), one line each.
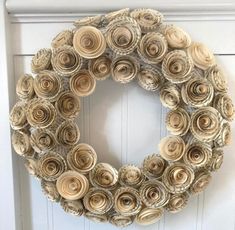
190 107 222 142
31 48 52 73
9 101 28 130
61 199 84 216
27 98 56 129
106 16 141 55
119 164 145 188
140 180 170 208
85 212 108 223
114 187 142 216
181 76 214 107
70 70 96 97
135 207 163 225
55 91 81 119
105 8 130 22
160 84 181 109
142 154 166 179
88 55 111 80
165 192 189 213
51 45 83 77
24 158 40 178
159 136 186 162
73 26 106 59
34 71 61 101
213 93 235 121
111 55 139 84
137 66 164 91
189 170 211 195
67 143 97 174
89 163 118 190
130 8 163 33
137 32 168 64
165 108 190 136
12 130 33 157
41 180 61 202
74 15 103 27
16 74 35 100
188 42 215 70
163 163 195 194
215 122 232 147
30 129 56 153
109 212 133 227
56 120 80 147
83 188 113 214
51 30 73 49
183 142 212 169
162 50 193 83
38 151 67 181
206 148 224 172
56 170 89 200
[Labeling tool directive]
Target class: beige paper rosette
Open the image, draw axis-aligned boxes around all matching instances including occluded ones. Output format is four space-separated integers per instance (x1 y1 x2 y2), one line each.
27 98 56 129
181 76 214 107
73 26 106 59
165 192 189 213
55 91 80 119
16 74 35 100
38 151 67 181
56 170 89 200
74 15 102 27
41 180 61 202
89 163 118 190
162 50 193 83
106 16 141 55
130 8 163 33
119 165 145 188
163 163 195 194
88 55 111 80
189 170 211 195
31 48 52 73
183 142 212 169
67 143 97 174
30 129 56 153
165 108 190 136
109 212 133 227
159 136 186 162
111 55 139 83
137 32 167 64
34 71 61 101
56 120 80 146
142 154 166 179
135 207 163 225
215 122 232 147
51 45 82 77
190 107 222 142
51 30 73 49
105 8 130 22
61 199 84 216
70 70 96 97
160 84 181 109
206 148 224 172
9 101 28 130
140 180 170 208
24 158 40 179
85 212 108 223
114 187 142 216
83 188 113 214
137 66 164 91
188 42 215 70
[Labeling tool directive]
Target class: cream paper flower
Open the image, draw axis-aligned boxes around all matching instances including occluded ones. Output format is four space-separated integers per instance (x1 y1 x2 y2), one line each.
109 212 133 227
41 180 61 202
105 8 129 22
165 192 189 213
135 207 163 225
74 15 102 28
61 199 84 216
215 122 232 147
51 30 73 49
16 74 35 100
206 148 224 172
85 212 108 223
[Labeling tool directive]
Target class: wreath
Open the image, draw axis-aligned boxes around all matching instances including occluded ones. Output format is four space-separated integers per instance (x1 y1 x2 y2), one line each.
9 8 234 227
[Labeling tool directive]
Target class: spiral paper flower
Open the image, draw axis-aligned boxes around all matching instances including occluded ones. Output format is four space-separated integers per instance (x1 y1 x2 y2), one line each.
165 192 189 213
165 108 190 136
135 207 163 225
56 120 80 146
24 158 40 178
51 30 73 49
16 74 35 100
38 151 67 181
106 16 141 55
215 122 232 147
159 136 186 162
56 170 89 200
83 188 113 214
206 148 224 171
61 199 84 216
111 55 139 83
109 212 133 227
41 180 61 202
74 15 102 27
67 143 97 174
138 32 167 64
70 70 96 97
162 50 193 83
85 212 108 223
188 42 215 70
163 163 195 194
51 45 82 77
105 8 130 22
